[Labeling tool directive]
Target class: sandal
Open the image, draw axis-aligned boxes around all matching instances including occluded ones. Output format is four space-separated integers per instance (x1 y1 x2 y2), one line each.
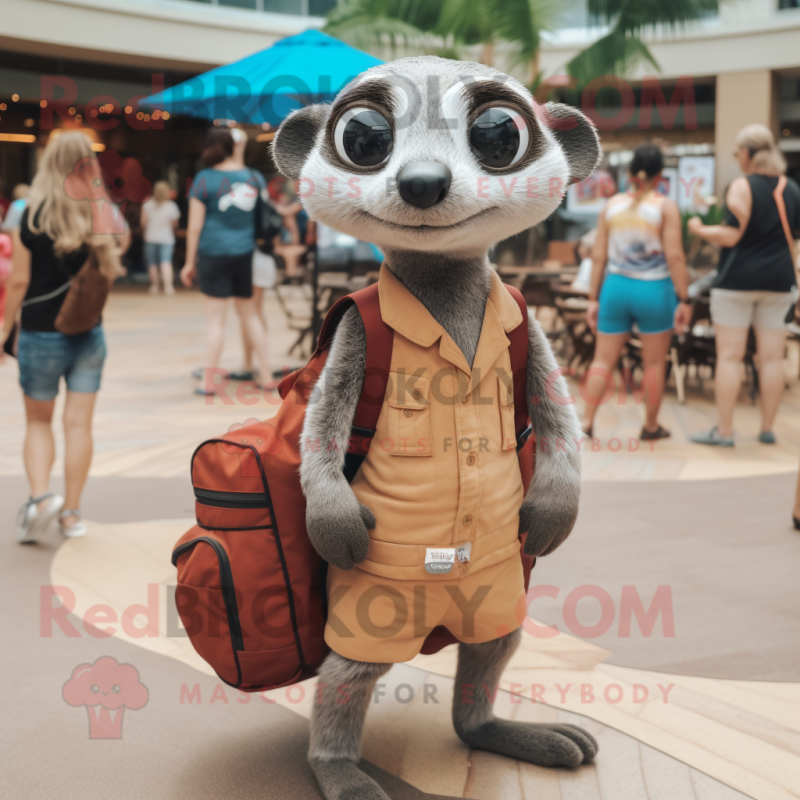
690 426 734 447
640 425 671 441
192 367 230 381
230 369 258 382
17 493 64 544
60 509 87 538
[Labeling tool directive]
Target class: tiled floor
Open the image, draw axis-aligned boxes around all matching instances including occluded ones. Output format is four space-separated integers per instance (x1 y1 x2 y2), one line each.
4 286 800 799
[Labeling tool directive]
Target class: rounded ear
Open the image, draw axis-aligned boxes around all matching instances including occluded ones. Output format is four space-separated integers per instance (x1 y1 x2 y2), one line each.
543 102 602 185
270 104 330 180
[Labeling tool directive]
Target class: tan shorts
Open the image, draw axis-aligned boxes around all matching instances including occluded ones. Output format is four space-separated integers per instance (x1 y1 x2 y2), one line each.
324 554 526 663
710 288 795 331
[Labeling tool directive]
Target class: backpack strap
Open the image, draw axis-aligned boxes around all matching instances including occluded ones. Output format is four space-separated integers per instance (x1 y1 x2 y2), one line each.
504 285 533 452
317 281 530 479
773 175 796 257
313 283 394 482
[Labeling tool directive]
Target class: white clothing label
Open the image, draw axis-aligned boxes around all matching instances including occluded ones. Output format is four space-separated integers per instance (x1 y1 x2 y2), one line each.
425 547 455 574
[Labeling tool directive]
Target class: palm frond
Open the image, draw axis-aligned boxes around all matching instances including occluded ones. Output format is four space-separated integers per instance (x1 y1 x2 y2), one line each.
324 13 439 52
566 29 658 87
436 0 493 46
489 0 560 65
587 0 718 34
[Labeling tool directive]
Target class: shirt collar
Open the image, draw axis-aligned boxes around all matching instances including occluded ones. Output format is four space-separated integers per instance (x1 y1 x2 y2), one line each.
377 263 523 346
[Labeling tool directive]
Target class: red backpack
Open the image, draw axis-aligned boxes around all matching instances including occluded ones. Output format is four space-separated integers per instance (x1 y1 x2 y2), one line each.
172 282 536 692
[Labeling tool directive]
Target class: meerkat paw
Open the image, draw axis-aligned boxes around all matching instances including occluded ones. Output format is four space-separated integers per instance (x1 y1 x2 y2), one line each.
305 485 375 571
309 759 392 800
457 720 598 767
519 488 579 558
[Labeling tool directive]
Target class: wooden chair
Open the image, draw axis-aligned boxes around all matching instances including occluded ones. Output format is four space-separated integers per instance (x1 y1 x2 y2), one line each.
546 240 579 267
549 288 595 373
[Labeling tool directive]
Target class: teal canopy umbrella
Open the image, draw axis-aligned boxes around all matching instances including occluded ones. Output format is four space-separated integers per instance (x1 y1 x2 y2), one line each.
141 29 382 125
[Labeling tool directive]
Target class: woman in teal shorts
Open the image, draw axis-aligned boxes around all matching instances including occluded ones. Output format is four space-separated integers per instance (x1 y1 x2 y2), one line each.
584 144 693 440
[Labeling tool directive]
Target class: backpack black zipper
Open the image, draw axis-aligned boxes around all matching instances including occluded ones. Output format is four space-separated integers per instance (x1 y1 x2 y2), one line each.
172 536 245 685
194 488 271 509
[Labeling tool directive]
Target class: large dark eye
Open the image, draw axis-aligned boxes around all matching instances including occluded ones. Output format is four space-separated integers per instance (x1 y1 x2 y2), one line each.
334 107 393 168
470 107 530 169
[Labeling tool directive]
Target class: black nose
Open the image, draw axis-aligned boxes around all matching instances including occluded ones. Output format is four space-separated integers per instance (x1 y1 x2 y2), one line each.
397 162 451 209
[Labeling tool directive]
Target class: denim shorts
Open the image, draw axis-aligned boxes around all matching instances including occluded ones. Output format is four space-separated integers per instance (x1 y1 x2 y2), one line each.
18 325 107 401
144 242 175 267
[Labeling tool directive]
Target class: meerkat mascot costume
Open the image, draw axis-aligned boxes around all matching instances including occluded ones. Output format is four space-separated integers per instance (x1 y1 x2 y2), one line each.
272 56 601 800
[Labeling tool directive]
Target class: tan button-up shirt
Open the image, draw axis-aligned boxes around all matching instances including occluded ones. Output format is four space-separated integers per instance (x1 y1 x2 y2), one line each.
351 265 525 581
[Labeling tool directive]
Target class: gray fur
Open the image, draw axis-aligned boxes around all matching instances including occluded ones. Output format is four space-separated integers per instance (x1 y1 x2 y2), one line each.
521 315 582 557
544 102 602 185
278 55 598 799
300 307 375 571
271 104 330 180
387 253 491 367
309 760 390 800
309 652 392 800
309 651 392 762
453 629 598 766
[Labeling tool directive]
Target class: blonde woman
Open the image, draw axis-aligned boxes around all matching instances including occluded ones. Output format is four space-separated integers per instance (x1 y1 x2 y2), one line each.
1 132 128 542
141 180 180 295
689 125 800 446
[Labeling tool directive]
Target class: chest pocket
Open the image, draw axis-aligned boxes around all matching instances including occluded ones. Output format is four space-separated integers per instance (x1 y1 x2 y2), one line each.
386 372 433 457
498 374 517 451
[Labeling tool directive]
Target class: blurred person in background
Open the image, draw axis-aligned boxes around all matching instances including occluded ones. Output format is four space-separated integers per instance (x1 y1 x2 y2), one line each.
571 229 596 294
0 183 30 233
0 231 11 329
180 127 277 394
235 246 278 383
0 177 10 223
0 185 30 343
273 179 308 279
141 180 180 295
794 463 800 531
584 144 692 440
1 132 129 542
689 125 800 447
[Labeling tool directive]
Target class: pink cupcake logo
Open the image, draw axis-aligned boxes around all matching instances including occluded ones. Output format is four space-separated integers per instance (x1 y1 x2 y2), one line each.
62 656 148 739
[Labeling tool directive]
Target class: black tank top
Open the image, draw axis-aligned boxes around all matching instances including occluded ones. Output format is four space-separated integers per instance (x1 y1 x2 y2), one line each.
715 174 800 293
20 206 89 332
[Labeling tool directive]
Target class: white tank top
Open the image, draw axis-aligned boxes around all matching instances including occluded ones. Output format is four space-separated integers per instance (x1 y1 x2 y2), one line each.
605 192 669 280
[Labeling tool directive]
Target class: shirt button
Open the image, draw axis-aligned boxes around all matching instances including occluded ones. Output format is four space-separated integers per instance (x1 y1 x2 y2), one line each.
403 409 413 418
412 388 423 400
466 453 476 466
462 393 471 404
463 514 472 526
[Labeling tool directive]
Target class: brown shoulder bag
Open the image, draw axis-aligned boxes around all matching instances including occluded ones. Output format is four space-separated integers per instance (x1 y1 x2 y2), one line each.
54 246 116 335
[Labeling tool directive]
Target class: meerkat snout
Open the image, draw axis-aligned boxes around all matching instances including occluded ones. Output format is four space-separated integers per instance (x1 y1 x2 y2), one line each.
397 162 452 209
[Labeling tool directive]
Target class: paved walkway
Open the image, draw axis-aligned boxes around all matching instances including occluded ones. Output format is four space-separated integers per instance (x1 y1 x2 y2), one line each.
2 286 799 800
